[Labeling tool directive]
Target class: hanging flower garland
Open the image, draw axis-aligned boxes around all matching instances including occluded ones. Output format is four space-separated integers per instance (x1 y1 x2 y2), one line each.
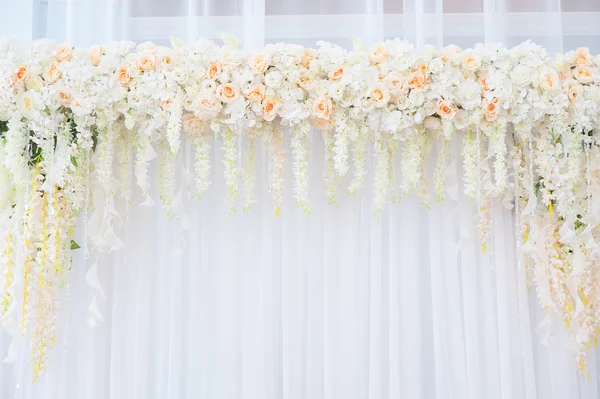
1 36 600 379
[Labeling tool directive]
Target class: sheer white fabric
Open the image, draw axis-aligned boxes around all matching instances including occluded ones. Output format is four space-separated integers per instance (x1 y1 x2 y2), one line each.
1 1 600 398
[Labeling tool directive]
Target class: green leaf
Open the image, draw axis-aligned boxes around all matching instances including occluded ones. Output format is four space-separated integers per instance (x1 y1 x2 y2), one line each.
71 156 78 167
70 240 81 250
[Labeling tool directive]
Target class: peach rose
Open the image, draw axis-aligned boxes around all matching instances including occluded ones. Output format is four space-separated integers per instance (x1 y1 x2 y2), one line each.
249 52 270 73
217 83 241 103
437 99 457 120
56 87 72 106
183 113 206 135
161 55 176 71
479 77 489 92
207 61 222 80
12 64 30 85
370 84 390 108
54 43 73 62
137 55 156 72
116 65 131 86
245 83 265 102
574 47 592 66
407 72 427 90
44 62 61 84
310 96 332 120
369 43 387 64
417 63 428 75
573 65 594 84
300 48 317 68
161 98 173 110
89 46 103 66
197 94 223 119
483 97 499 122
261 98 280 121
328 66 344 81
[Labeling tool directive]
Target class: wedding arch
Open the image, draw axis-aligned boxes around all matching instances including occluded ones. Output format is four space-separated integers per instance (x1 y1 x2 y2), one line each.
1 35 599 381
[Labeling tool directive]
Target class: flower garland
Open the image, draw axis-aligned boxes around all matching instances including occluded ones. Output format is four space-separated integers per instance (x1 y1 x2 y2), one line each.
1 36 600 379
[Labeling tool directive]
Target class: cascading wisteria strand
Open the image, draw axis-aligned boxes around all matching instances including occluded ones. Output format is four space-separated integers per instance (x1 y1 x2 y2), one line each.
1 35 600 379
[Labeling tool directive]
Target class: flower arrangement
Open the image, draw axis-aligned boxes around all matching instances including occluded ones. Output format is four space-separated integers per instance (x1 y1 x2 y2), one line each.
1 36 600 379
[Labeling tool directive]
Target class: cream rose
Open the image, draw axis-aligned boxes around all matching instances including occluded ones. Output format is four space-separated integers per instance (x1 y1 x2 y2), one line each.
539 68 559 91
54 43 73 62
265 71 282 88
574 47 592 66
461 52 481 71
216 83 241 103
56 87 72 106
25 75 43 91
245 83 265 102
261 98 280 121
298 72 315 91
197 93 223 119
117 65 131 86
12 64 30 85
137 55 156 72
370 83 390 108
437 99 457 120
207 61 222 80
249 52 270 73
423 116 442 131
483 97 499 122
567 82 582 102
384 72 405 98
183 113 206 135
44 62 61 84
369 43 387 64
89 46 103 66
310 96 332 120
573 65 594 84
161 55 175 71
17 91 35 117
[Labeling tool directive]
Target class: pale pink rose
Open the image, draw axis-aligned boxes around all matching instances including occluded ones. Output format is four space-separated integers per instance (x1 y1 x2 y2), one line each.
249 52 271 73
437 99 457 120
54 43 73 62
89 46 103 66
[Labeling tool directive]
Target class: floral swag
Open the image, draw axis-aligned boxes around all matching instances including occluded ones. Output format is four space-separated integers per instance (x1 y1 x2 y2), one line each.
0 35 599 380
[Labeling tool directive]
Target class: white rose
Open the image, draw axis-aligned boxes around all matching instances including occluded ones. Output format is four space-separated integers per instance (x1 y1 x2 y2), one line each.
512 65 532 87
265 70 282 89
329 81 345 101
396 96 410 110
16 91 36 117
409 90 425 107
457 79 482 110
423 100 437 116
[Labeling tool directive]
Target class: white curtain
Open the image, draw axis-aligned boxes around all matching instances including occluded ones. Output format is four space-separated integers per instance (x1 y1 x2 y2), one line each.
1 1 600 398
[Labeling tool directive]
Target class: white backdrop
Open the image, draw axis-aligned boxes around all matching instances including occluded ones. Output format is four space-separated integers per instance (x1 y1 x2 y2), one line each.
1 1 600 398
